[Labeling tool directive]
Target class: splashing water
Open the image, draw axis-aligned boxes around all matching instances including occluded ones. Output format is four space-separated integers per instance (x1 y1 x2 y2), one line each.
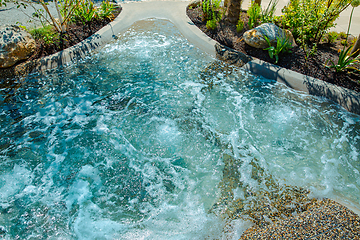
0 19 359 239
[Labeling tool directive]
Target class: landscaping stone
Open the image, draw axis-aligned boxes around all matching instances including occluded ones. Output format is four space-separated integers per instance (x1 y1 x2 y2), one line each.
0 25 36 68
243 23 294 49
215 43 252 67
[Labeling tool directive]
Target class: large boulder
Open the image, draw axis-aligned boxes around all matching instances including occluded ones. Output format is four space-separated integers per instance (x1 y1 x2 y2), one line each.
243 23 294 49
0 25 36 68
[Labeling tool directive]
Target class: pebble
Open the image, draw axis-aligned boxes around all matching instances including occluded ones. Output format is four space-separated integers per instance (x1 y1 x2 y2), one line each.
240 198 360 239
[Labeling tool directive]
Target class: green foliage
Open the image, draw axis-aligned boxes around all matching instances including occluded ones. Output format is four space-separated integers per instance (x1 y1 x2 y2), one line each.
324 31 338 43
98 0 115 20
327 45 360 72
341 39 349 46
248 0 261 29
351 36 358 45
261 0 278 23
352 0 360 7
282 0 352 45
29 25 60 45
263 34 293 64
339 31 347 39
206 18 217 30
202 0 222 21
236 18 244 32
1 0 116 34
202 0 211 20
72 0 97 23
202 0 222 30
0 0 9 7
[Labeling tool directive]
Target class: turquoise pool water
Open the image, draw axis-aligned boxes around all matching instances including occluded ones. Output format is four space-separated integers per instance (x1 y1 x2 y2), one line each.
0 20 359 239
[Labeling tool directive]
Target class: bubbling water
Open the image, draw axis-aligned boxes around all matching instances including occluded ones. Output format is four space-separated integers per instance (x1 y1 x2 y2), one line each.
0 19 359 239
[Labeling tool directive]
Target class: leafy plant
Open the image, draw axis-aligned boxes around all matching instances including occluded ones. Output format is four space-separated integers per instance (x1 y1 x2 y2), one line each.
248 0 261 29
206 18 217 30
202 0 221 21
351 36 358 45
327 45 360 72
0 0 80 34
202 0 212 20
341 39 349 46
98 0 116 20
263 34 293 64
282 0 353 45
29 25 60 45
324 31 338 43
72 0 97 23
327 0 360 72
236 18 244 32
202 0 222 29
339 31 348 39
261 0 278 23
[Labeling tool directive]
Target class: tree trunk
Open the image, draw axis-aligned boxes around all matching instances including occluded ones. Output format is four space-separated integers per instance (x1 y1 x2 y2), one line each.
350 34 360 58
55 0 66 33
254 0 261 6
225 0 242 23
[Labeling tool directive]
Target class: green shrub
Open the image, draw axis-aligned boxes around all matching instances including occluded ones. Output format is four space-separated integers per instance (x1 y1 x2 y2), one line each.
324 31 339 43
341 39 349 46
72 0 97 23
248 0 261 29
352 36 358 45
202 0 222 29
282 0 352 45
98 0 116 20
29 25 59 45
206 18 218 30
327 44 360 72
202 0 222 21
339 31 348 39
236 18 244 32
261 0 278 23
264 34 293 64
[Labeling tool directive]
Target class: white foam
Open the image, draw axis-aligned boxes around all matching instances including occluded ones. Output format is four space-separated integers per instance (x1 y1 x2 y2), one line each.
0 164 33 208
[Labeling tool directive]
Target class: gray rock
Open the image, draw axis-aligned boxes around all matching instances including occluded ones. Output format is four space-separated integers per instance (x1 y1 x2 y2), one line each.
215 43 252 67
243 23 294 49
0 25 36 68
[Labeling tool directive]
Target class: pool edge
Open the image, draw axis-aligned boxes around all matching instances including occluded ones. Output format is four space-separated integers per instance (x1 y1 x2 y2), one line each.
22 0 360 115
243 57 360 115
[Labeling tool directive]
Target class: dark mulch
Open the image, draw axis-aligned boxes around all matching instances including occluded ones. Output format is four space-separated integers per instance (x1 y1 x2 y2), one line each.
187 6 360 93
28 18 118 61
0 7 121 79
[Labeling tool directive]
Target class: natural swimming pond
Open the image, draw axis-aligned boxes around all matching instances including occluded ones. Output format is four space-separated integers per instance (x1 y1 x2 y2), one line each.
0 19 360 239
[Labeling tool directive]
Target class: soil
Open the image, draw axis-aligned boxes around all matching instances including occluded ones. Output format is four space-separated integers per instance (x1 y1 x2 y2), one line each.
28 16 120 61
187 6 360 93
0 7 121 79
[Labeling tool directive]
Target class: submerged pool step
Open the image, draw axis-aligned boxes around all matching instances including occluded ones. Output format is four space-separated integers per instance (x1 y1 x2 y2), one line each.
240 198 360 239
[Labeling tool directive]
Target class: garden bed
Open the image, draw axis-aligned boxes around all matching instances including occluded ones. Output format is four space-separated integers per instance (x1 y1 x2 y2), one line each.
0 6 121 79
187 6 360 93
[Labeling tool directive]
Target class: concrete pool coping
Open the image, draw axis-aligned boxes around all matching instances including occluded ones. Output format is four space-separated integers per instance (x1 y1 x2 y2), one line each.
21 0 360 115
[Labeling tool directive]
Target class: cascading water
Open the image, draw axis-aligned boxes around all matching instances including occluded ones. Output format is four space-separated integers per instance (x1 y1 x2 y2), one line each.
0 19 359 239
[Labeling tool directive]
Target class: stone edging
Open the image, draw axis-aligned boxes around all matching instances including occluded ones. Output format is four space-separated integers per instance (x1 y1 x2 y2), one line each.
215 43 360 115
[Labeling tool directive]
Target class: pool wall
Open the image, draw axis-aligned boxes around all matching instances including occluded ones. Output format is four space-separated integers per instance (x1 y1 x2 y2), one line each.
22 0 360 115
